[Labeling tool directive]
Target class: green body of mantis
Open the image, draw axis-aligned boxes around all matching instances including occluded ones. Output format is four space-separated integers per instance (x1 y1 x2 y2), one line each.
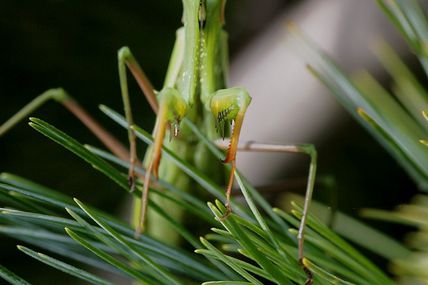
117 0 251 239
0 1 317 284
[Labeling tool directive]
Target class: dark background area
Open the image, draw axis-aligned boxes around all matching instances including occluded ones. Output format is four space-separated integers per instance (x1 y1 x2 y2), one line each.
0 0 418 284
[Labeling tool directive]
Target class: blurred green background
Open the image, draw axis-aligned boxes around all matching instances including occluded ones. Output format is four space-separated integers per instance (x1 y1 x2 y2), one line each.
0 0 419 283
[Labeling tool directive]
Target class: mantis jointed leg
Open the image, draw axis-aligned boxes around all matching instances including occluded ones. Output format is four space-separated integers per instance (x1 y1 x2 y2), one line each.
116 31 189 235
217 140 317 285
138 87 187 234
117 47 159 192
0 88 129 161
210 87 251 217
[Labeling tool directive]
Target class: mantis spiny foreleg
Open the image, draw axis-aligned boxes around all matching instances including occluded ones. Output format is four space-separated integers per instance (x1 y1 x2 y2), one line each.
117 24 188 236
197 0 253 217
117 33 190 236
209 87 251 216
138 87 187 234
126 0 201 235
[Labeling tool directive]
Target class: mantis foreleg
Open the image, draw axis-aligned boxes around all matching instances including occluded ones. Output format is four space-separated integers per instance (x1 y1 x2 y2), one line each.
209 87 251 216
137 87 187 234
117 28 188 236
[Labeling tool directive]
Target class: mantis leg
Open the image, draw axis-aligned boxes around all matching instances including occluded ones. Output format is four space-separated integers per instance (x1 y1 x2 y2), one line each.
0 88 129 161
209 87 251 216
135 87 187 235
217 140 317 285
119 30 186 236
117 47 159 191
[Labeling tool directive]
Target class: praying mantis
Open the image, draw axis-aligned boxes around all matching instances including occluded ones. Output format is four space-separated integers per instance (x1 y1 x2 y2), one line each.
0 1 317 284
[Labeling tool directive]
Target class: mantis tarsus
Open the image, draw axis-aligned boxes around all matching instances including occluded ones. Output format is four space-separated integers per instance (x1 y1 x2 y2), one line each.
0 1 317 284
